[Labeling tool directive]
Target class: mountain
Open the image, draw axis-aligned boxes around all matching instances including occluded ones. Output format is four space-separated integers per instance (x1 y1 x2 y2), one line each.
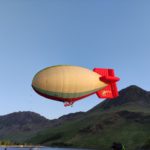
89 85 150 112
0 85 149 150
27 85 150 150
0 111 50 142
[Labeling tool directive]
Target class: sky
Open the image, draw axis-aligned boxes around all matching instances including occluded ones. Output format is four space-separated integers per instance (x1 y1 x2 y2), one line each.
0 0 150 119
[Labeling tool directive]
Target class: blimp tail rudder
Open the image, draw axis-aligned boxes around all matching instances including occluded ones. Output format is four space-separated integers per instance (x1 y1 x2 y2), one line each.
93 68 120 99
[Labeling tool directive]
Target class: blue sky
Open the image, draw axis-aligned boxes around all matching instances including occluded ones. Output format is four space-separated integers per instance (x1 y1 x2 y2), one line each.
0 0 150 119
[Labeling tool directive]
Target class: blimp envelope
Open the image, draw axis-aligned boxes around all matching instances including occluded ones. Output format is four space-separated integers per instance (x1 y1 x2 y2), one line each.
32 65 120 106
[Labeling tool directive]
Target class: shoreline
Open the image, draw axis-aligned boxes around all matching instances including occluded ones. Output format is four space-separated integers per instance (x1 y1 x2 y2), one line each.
0 146 45 148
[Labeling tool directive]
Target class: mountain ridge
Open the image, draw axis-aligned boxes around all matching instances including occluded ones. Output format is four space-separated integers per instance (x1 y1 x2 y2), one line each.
89 85 150 113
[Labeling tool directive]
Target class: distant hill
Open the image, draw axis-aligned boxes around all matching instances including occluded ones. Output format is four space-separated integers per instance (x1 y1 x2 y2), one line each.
0 85 150 150
0 111 50 142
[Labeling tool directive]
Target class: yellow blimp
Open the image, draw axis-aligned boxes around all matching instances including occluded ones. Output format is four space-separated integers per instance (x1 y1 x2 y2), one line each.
32 65 120 106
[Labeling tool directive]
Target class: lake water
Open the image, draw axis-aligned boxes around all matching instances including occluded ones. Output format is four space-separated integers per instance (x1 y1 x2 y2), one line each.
0 147 92 150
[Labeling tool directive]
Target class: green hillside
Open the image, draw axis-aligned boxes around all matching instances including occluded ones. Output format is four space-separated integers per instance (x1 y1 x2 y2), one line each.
0 111 51 142
27 85 150 150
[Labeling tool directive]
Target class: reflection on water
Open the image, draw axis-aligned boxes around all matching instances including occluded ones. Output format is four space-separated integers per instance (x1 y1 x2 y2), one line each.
0 147 91 150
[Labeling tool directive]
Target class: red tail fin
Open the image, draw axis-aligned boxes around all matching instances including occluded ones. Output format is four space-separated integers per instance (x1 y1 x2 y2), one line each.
93 68 120 99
